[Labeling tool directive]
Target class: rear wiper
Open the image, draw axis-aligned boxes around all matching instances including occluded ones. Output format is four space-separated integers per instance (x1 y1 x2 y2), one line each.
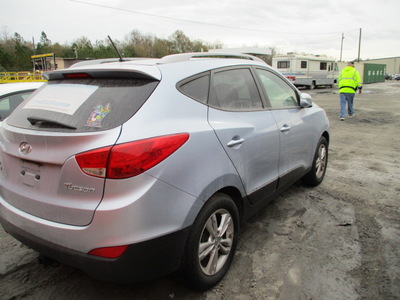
27 117 77 130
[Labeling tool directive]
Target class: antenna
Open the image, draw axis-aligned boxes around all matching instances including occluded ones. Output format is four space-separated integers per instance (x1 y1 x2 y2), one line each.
108 35 124 62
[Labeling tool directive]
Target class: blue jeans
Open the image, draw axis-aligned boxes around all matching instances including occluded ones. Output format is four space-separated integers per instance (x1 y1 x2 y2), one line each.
340 93 355 118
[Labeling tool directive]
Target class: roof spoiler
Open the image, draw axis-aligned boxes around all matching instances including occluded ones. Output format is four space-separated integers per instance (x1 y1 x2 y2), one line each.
43 68 161 81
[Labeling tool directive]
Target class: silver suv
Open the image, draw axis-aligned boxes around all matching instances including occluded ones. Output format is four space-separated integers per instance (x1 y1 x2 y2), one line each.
0 53 329 290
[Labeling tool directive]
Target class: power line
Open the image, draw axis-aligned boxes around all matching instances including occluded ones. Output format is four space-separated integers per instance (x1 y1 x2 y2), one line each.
69 0 351 36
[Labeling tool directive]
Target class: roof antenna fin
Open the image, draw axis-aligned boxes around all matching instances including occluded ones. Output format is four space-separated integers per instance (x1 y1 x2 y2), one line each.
108 35 124 62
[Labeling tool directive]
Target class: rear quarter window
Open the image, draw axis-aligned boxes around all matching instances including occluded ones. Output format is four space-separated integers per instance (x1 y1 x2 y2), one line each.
7 78 159 132
178 74 209 104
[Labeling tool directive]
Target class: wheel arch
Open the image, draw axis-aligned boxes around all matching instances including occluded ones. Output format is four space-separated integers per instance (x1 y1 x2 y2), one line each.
322 130 330 144
217 186 245 224
182 174 246 229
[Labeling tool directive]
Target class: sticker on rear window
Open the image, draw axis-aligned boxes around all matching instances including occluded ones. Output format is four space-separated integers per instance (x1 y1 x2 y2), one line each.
23 84 98 115
86 103 111 127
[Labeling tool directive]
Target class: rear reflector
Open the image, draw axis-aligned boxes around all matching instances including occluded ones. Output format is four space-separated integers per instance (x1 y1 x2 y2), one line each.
88 245 129 258
76 133 189 179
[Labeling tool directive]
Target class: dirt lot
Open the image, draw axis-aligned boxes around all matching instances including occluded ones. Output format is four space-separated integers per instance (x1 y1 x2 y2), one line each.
1 81 399 300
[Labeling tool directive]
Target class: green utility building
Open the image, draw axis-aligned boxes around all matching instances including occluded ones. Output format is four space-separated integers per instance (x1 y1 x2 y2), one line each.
363 63 386 83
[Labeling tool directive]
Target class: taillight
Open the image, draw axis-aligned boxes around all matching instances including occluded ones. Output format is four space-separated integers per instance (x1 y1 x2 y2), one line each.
75 146 112 178
75 133 189 179
286 75 296 82
88 245 129 258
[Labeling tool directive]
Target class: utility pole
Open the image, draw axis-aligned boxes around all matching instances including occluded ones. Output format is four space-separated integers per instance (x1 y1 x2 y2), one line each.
340 33 344 62
32 37 36 72
357 28 362 62
32 37 36 55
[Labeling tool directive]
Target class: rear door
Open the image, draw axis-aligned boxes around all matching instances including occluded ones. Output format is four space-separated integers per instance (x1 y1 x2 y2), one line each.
0 76 158 225
207 67 280 204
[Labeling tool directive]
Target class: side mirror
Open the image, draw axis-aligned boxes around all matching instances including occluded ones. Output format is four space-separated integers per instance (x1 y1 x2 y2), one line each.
300 93 313 108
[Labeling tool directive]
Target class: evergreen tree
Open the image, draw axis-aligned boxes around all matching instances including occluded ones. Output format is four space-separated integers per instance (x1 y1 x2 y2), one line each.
14 33 32 70
36 31 52 54
0 45 13 71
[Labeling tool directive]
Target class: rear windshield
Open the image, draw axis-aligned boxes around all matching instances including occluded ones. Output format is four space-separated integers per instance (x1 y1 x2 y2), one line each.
7 78 159 132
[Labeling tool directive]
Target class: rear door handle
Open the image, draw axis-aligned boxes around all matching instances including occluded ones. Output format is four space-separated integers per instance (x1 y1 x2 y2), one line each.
227 136 245 148
280 124 291 133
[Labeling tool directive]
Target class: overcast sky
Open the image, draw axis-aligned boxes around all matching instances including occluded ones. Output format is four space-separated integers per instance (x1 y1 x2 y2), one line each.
1 0 398 61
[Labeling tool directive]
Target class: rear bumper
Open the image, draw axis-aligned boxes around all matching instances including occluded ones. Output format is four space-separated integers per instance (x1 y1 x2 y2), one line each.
0 216 191 282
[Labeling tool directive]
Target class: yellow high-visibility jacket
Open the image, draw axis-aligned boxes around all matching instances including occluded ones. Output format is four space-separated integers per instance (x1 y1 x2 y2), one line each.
338 66 362 93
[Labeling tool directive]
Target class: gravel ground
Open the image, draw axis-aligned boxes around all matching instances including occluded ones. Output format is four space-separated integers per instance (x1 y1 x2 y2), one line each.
1 80 399 300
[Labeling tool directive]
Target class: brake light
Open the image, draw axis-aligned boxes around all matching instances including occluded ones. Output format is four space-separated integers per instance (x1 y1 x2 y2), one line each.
75 133 189 179
88 245 129 258
64 73 91 79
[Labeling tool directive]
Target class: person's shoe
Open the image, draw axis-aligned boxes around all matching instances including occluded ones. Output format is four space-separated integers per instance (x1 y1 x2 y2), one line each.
349 114 355 117
340 118 344 121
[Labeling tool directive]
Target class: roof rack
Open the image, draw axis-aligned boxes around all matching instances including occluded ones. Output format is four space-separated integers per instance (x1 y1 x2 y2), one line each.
67 52 266 69
69 58 151 68
159 52 266 64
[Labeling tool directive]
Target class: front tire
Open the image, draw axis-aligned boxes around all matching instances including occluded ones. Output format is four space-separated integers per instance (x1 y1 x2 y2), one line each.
181 193 239 291
302 136 328 186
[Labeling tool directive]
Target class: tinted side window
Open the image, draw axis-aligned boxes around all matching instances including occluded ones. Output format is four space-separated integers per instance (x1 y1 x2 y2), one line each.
7 78 159 132
256 69 298 108
209 69 263 111
178 74 209 104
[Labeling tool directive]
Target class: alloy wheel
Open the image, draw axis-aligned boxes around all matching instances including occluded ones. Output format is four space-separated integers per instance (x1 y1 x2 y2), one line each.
198 209 234 275
315 143 327 179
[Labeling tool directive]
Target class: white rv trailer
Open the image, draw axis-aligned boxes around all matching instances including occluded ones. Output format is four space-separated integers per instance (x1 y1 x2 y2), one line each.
272 54 339 89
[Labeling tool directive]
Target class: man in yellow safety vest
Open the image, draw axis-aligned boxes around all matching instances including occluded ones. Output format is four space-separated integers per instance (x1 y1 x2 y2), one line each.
338 61 362 120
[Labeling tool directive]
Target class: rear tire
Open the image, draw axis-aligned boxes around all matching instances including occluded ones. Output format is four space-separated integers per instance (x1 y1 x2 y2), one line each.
302 136 328 186
181 193 239 291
